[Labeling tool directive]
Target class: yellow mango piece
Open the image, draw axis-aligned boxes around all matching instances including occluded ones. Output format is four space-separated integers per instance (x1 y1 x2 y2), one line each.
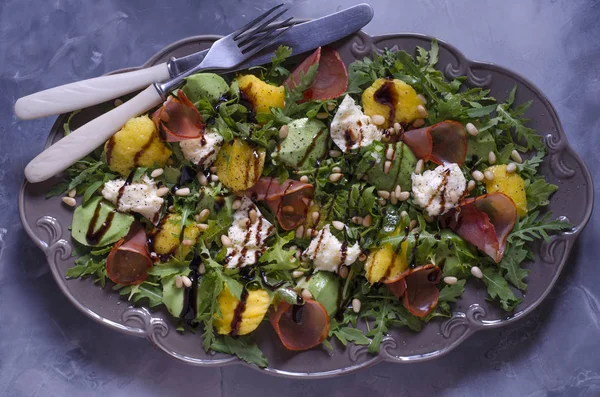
152 214 200 258
364 241 409 284
485 165 528 217
104 115 172 176
236 74 284 114
362 78 422 127
215 286 270 335
215 139 266 192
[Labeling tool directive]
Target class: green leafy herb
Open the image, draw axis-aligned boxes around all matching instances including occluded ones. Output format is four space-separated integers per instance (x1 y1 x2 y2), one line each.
211 335 268 368
482 267 522 311
508 211 571 246
526 179 558 211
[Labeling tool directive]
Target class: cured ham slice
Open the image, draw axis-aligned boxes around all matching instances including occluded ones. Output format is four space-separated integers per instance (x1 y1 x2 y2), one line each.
152 90 204 142
270 299 330 351
243 177 314 230
442 193 517 263
106 223 152 285
386 264 442 317
402 121 468 166
284 47 348 102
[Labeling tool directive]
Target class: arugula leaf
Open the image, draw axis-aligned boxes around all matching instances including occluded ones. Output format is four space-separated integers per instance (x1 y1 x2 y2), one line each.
65 253 108 287
211 335 268 368
260 232 297 271
196 270 224 351
494 86 544 150
508 211 571 245
482 267 522 311
526 179 558 211
67 161 104 191
438 279 466 303
116 282 163 308
329 320 370 347
517 149 545 179
498 244 529 290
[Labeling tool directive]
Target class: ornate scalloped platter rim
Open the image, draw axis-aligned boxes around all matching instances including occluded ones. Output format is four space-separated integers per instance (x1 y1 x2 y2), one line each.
18 31 594 378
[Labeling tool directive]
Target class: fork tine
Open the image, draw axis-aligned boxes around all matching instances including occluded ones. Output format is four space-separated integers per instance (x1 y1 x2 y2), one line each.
232 3 284 40
240 22 294 56
239 17 295 53
235 7 288 45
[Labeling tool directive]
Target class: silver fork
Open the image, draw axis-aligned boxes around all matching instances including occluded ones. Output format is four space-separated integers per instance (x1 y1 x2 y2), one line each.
24 4 294 183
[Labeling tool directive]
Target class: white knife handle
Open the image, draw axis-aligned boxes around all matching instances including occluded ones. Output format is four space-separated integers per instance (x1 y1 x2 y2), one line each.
25 86 163 183
15 63 170 120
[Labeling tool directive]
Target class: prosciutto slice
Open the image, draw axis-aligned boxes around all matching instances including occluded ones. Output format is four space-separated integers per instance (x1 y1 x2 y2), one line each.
386 264 442 317
284 47 348 102
152 90 204 142
401 120 468 166
270 299 330 351
442 193 517 263
106 223 152 285
243 177 314 230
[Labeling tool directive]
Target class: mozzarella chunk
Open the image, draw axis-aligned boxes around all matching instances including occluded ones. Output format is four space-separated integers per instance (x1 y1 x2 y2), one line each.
303 224 361 273
179 130 223 168
225 197 274 269
102 175 163 220
411 163 466 216
330 95 382 152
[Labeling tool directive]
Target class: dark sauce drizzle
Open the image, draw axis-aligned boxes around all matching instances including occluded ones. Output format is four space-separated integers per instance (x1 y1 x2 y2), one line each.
180 252 202 322
374 80 397 128
229 288 249 336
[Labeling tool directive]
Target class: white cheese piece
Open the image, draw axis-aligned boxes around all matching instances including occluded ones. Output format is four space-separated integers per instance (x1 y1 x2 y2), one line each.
411 163 466 216
179 130 223 168
330 95 382 152
303 224 361 273
102 175 163 220
225 197 274 269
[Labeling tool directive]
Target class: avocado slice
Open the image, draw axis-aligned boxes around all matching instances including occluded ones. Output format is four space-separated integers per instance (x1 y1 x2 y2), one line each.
183 73 229 105
297 271 340 316
277 118 328 170
359 141 417 192
71 196 134 247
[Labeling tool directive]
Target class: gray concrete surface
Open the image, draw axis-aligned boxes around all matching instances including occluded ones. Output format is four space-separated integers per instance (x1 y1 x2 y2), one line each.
1 0 599 396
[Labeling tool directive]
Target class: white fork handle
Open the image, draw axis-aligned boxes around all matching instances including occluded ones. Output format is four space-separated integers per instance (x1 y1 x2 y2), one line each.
25 86 163 183
15 63 170 120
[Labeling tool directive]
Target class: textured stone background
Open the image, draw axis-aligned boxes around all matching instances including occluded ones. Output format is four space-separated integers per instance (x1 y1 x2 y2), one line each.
1 0 599 396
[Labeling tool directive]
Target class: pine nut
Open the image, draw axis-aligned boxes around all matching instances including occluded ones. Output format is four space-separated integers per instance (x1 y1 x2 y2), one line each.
378 198 387 206
413 118 425 128
506 163 517 173
466 123 479 136
417 94 427 105
417 104 428 118
114 98 124 107
327 102 336 112
197 223 209 232
329 173 343 183
372 114 385 125
488 151 496 164
397 191 410 201
197 173 208 186
238 218 249 228
352 216 363 224
415 159 424 175
511 150 523 163
316 112 329 119
409 219 417 231
352 298 361 313
68 189 77 198
156 187 169 197
62 197 76 207
384 160 392 174
168 205 175 212
210 174 219 182
300 175 309 183
151 168 164 178
444 276 458 285
329 150 342 158
279 125 289 139
484 170 495 181
221 235 232 247
249 209 257 223
359 253 367 261
332 221 345 231
305 228 313 238
295 225 305 239
199 208 210 221
181 275 192 288
301 289 313 300
393 122 402 133
312 211 320 224
182 239 194 247
395 185 402 198
471 266 483 279
198 264 206 274
386 147 395 161
332 166 342 173
362 214 373 227
339 266 349 279
377 190 390 199
449 191 458 203
292 270 304 278
467 180 476 191
472 170 484 181
175 187 190 196
175 276 183 288
400 211 408 218
210 166 218 173
389 192 398 205
232 199 242 210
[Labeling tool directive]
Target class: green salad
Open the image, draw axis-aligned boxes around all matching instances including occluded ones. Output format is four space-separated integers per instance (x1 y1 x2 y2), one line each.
51 41 570 367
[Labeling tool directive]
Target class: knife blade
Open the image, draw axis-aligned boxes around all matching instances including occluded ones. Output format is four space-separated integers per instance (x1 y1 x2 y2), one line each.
169 3 374 75
15 4 373 120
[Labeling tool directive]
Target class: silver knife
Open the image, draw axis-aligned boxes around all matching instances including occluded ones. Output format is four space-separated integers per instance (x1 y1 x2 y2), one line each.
15 4 373 120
